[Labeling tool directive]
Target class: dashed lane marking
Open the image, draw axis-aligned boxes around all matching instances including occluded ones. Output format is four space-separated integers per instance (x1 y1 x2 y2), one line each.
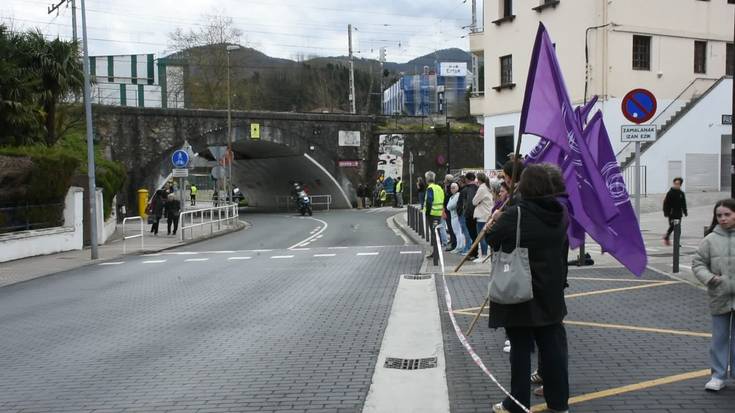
328 247 349 250
227 257 252 260
252 249 273 252
357 252 379 256
184 258 209 262
290 248 311 251
287 217 328 250
99 262 124 266
270 255 295 259
563 320 711 338
142 260 167 264
400 251 422 255
313 254 336 257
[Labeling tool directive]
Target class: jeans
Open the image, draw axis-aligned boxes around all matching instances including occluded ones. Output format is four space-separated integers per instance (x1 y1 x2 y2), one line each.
438 218 448 246
711 311 735 380
476 221 488 256
451 214 465 251
466 216 478 257
459 216 471 253
504 324 569 413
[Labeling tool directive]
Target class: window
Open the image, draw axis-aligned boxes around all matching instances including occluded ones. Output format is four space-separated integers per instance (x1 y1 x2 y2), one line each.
727 44 734 76
503 0 513 17
500 55 512 85
694 41 707 74
632 35 651 71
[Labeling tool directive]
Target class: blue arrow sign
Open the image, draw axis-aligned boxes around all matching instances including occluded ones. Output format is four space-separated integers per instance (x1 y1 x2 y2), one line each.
171 150 190 168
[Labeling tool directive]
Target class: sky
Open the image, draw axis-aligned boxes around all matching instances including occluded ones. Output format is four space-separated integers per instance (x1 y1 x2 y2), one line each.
0 0 475 63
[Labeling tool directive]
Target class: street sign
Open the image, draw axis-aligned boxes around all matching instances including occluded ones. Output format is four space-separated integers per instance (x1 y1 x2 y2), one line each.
621 89 657 124
211 165 226 180
171 150 190 168
622 125 657 142
172 168 189 178
251 123 261 139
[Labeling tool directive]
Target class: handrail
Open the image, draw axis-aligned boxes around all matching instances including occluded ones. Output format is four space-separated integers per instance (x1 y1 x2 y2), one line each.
122 216 144 254
178 203 238 241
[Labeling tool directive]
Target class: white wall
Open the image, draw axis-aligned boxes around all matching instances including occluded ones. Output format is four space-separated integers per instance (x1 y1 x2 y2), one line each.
0 187 84 263
640 78 732 194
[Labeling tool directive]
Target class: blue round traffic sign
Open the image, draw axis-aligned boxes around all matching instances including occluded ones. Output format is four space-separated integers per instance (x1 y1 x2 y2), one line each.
621 89 657 124
171 150 190 168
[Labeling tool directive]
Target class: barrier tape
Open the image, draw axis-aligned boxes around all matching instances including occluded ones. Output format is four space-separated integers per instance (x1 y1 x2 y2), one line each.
435 228 531 413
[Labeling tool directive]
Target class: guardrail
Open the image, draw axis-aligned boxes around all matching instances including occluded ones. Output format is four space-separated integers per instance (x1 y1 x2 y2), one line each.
122 216 144 254
275 194 333 211
178 203 239 241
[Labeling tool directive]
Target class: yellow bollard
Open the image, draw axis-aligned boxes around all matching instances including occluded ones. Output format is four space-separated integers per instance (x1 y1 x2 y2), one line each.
137 189 149 219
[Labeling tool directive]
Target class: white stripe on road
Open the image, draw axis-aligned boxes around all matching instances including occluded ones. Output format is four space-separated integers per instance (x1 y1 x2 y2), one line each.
142 260 166 264
357 252 379 256
400 251 422 255
313 254 336 257
328 246 349 250
228 256 252 260
173 252 198 255
291 248 311 251
271 255 295 259
99 262 124 266
252 249 273 252
185 258 209 262
288 216 328 250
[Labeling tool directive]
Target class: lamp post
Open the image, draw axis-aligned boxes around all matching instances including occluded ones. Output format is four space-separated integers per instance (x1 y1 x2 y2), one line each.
226 45 240 203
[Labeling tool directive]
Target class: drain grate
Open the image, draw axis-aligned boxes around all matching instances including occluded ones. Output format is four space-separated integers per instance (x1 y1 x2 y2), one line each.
403 274 432 280
384 357 437 370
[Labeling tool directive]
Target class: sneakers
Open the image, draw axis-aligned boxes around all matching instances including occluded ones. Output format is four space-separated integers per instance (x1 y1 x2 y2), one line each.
473 256 485 264
705 377 726 391
492 402 510 413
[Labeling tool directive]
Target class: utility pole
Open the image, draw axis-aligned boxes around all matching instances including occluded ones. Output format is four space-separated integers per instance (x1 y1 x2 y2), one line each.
379 47 386 114
71 0 77 42
80 0 98 259
348 24 356 114
226 45 240 204
732 7 735 198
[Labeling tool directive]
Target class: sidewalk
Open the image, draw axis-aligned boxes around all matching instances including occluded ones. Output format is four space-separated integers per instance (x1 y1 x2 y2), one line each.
0 218 247 288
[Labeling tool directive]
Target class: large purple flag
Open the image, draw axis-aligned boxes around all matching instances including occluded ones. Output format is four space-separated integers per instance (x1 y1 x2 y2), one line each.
576 95 598 128
584 111 647 275
520 24 618 223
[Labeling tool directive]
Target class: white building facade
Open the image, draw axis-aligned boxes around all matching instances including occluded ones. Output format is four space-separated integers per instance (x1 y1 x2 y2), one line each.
470 0 733 193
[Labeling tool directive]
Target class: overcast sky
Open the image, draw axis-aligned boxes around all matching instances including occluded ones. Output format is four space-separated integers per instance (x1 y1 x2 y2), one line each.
1 0 474 63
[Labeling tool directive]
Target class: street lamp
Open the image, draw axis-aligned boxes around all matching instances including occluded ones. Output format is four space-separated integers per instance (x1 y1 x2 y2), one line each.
226 44 240 203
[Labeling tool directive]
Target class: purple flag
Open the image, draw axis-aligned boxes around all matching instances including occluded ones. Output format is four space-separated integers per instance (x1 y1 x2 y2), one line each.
576 95 599 128
583 111 648 275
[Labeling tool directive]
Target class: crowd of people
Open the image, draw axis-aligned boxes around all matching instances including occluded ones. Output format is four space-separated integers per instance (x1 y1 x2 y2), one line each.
356 176 404 209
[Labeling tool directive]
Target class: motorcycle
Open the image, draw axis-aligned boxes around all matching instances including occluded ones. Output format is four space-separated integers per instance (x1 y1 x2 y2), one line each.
296 190 312 216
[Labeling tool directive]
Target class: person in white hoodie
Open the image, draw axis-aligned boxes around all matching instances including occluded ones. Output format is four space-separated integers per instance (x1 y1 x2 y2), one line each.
472 172 494 263
446 182 465 255
692 198 735 392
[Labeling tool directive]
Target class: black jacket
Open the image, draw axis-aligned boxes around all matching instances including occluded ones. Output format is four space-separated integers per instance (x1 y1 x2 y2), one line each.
164 199 181 219
462 184 479 220
487 198 569 329
663 188 687 219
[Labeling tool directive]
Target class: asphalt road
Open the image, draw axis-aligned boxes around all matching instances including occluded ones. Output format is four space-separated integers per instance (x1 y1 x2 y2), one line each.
0 207 421 413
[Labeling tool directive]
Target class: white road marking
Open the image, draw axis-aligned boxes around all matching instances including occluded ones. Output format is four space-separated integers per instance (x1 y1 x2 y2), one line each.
228 256 252 260
142 253 161 257
142 260 166 264
173 252 198 255
288 217 328 250
313 254 336 257
328 246 349 250
185 258 209 262
290 248 311 251
252 249 273 252
99 262 124 266
400 251 422 255
357 252 379 256
271 255 295 259
315 235 323 239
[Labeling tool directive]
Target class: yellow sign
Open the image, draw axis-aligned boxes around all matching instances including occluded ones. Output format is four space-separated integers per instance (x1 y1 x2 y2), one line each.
251 123 260 139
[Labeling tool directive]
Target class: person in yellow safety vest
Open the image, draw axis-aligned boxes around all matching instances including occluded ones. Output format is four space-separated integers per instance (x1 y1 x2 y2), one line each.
394 177 404 208
190 184 198 206
379 187 388 207
423 171 445 259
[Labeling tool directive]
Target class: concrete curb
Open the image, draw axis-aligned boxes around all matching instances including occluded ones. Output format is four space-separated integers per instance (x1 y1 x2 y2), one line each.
390 213 428 247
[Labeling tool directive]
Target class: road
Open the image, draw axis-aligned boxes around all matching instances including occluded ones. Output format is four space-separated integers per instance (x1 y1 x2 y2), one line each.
0 207 421 413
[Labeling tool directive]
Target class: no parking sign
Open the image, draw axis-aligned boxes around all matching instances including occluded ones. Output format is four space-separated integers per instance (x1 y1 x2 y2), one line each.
621 89 657 124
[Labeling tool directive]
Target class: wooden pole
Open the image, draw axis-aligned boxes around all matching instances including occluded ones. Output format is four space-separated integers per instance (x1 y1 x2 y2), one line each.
465 294 490 336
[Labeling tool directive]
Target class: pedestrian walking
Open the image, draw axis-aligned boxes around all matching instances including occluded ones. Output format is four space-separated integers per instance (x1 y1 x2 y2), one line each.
164 193 181 236
356 184 365 209
190 184 197 206
423 171 445 260
443 174 456 251
394 177 404 208
692 198 735 392
379 187 388 207
472 172 494 263
447 182 465 255
663 177 687 246
417 177 426 208
488 164 570 413
148 190 165 236
463 173 479 259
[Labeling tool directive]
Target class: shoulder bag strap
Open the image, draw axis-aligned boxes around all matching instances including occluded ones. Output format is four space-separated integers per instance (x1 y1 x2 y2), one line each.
515 206 522 249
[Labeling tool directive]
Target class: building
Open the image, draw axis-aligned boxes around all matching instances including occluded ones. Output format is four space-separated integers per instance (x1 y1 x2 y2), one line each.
383 62 470 117
88 54 185 109
469 0 733 193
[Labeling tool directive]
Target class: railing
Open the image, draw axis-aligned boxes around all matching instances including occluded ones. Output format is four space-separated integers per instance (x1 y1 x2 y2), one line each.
122 216 144 254
178 203 239 241
623 165 647 198
0 202 65 234
616 77 719 164
275 194 333 211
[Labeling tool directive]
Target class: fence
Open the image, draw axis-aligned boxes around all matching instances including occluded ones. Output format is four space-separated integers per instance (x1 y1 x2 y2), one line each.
178 203 239 241
275 194 333 211
623 165 648 198
0 203 65 234
122 216 144 254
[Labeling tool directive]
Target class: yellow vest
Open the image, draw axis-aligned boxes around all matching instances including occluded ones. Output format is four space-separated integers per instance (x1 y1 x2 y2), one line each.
425 183 445 217
190 185 198 194
396 181 403 193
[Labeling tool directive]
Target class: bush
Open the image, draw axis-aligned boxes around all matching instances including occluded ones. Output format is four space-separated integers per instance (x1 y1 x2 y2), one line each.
0 145 79 204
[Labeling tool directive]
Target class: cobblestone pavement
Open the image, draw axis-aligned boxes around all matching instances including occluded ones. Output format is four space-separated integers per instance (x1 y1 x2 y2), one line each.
437 266 735 412
0 211 421 413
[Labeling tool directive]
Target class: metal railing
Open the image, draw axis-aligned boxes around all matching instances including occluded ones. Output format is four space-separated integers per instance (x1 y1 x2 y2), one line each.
623 165 648 198
275 194 333 211
122 216 144 254
178 203 239 241
0 202 65 234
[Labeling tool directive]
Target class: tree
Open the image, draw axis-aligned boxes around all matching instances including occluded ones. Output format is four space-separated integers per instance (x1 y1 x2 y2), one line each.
168 13 243 109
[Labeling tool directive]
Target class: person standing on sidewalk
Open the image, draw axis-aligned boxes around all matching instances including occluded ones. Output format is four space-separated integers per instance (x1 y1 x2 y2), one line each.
190 184 197 206
692 198 735 392
417 177 426 208
394 177 404 208
164 193 182 236
472 172 494 263
463 173 479 259
446 182 465 255
423 171 445 260
663 177 687 246
148 190 166 236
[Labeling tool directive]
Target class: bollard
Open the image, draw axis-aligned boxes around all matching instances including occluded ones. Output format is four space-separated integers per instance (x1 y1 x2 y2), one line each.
673 219 681 273
137 189 149 219
431 221 439 266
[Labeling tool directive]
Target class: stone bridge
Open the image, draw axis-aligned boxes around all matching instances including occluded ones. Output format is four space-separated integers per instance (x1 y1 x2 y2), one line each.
93 106 380 210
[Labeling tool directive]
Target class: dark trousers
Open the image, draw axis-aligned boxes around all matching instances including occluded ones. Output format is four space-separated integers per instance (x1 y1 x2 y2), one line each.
665 218 679 240
167 216 179 235
190 195 196 206
446 216 456 249
466 216 478 258
150 216 161 234
504 323 569 413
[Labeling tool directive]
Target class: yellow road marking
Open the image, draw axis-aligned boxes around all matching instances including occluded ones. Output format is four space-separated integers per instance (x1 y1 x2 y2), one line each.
564 320 711 338
564 281 679 299
530 369 711 412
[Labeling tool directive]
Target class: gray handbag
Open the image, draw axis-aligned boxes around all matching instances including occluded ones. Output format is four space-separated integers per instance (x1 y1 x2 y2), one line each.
488 207 534 305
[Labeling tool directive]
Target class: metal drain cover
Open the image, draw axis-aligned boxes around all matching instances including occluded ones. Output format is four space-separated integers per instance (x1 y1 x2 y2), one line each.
403 274 432 280
384 357 437 370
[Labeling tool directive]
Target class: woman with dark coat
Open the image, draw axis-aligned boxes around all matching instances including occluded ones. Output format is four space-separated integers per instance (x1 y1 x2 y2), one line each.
488 164 570 413
148 190 166 235
164 193 182 236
